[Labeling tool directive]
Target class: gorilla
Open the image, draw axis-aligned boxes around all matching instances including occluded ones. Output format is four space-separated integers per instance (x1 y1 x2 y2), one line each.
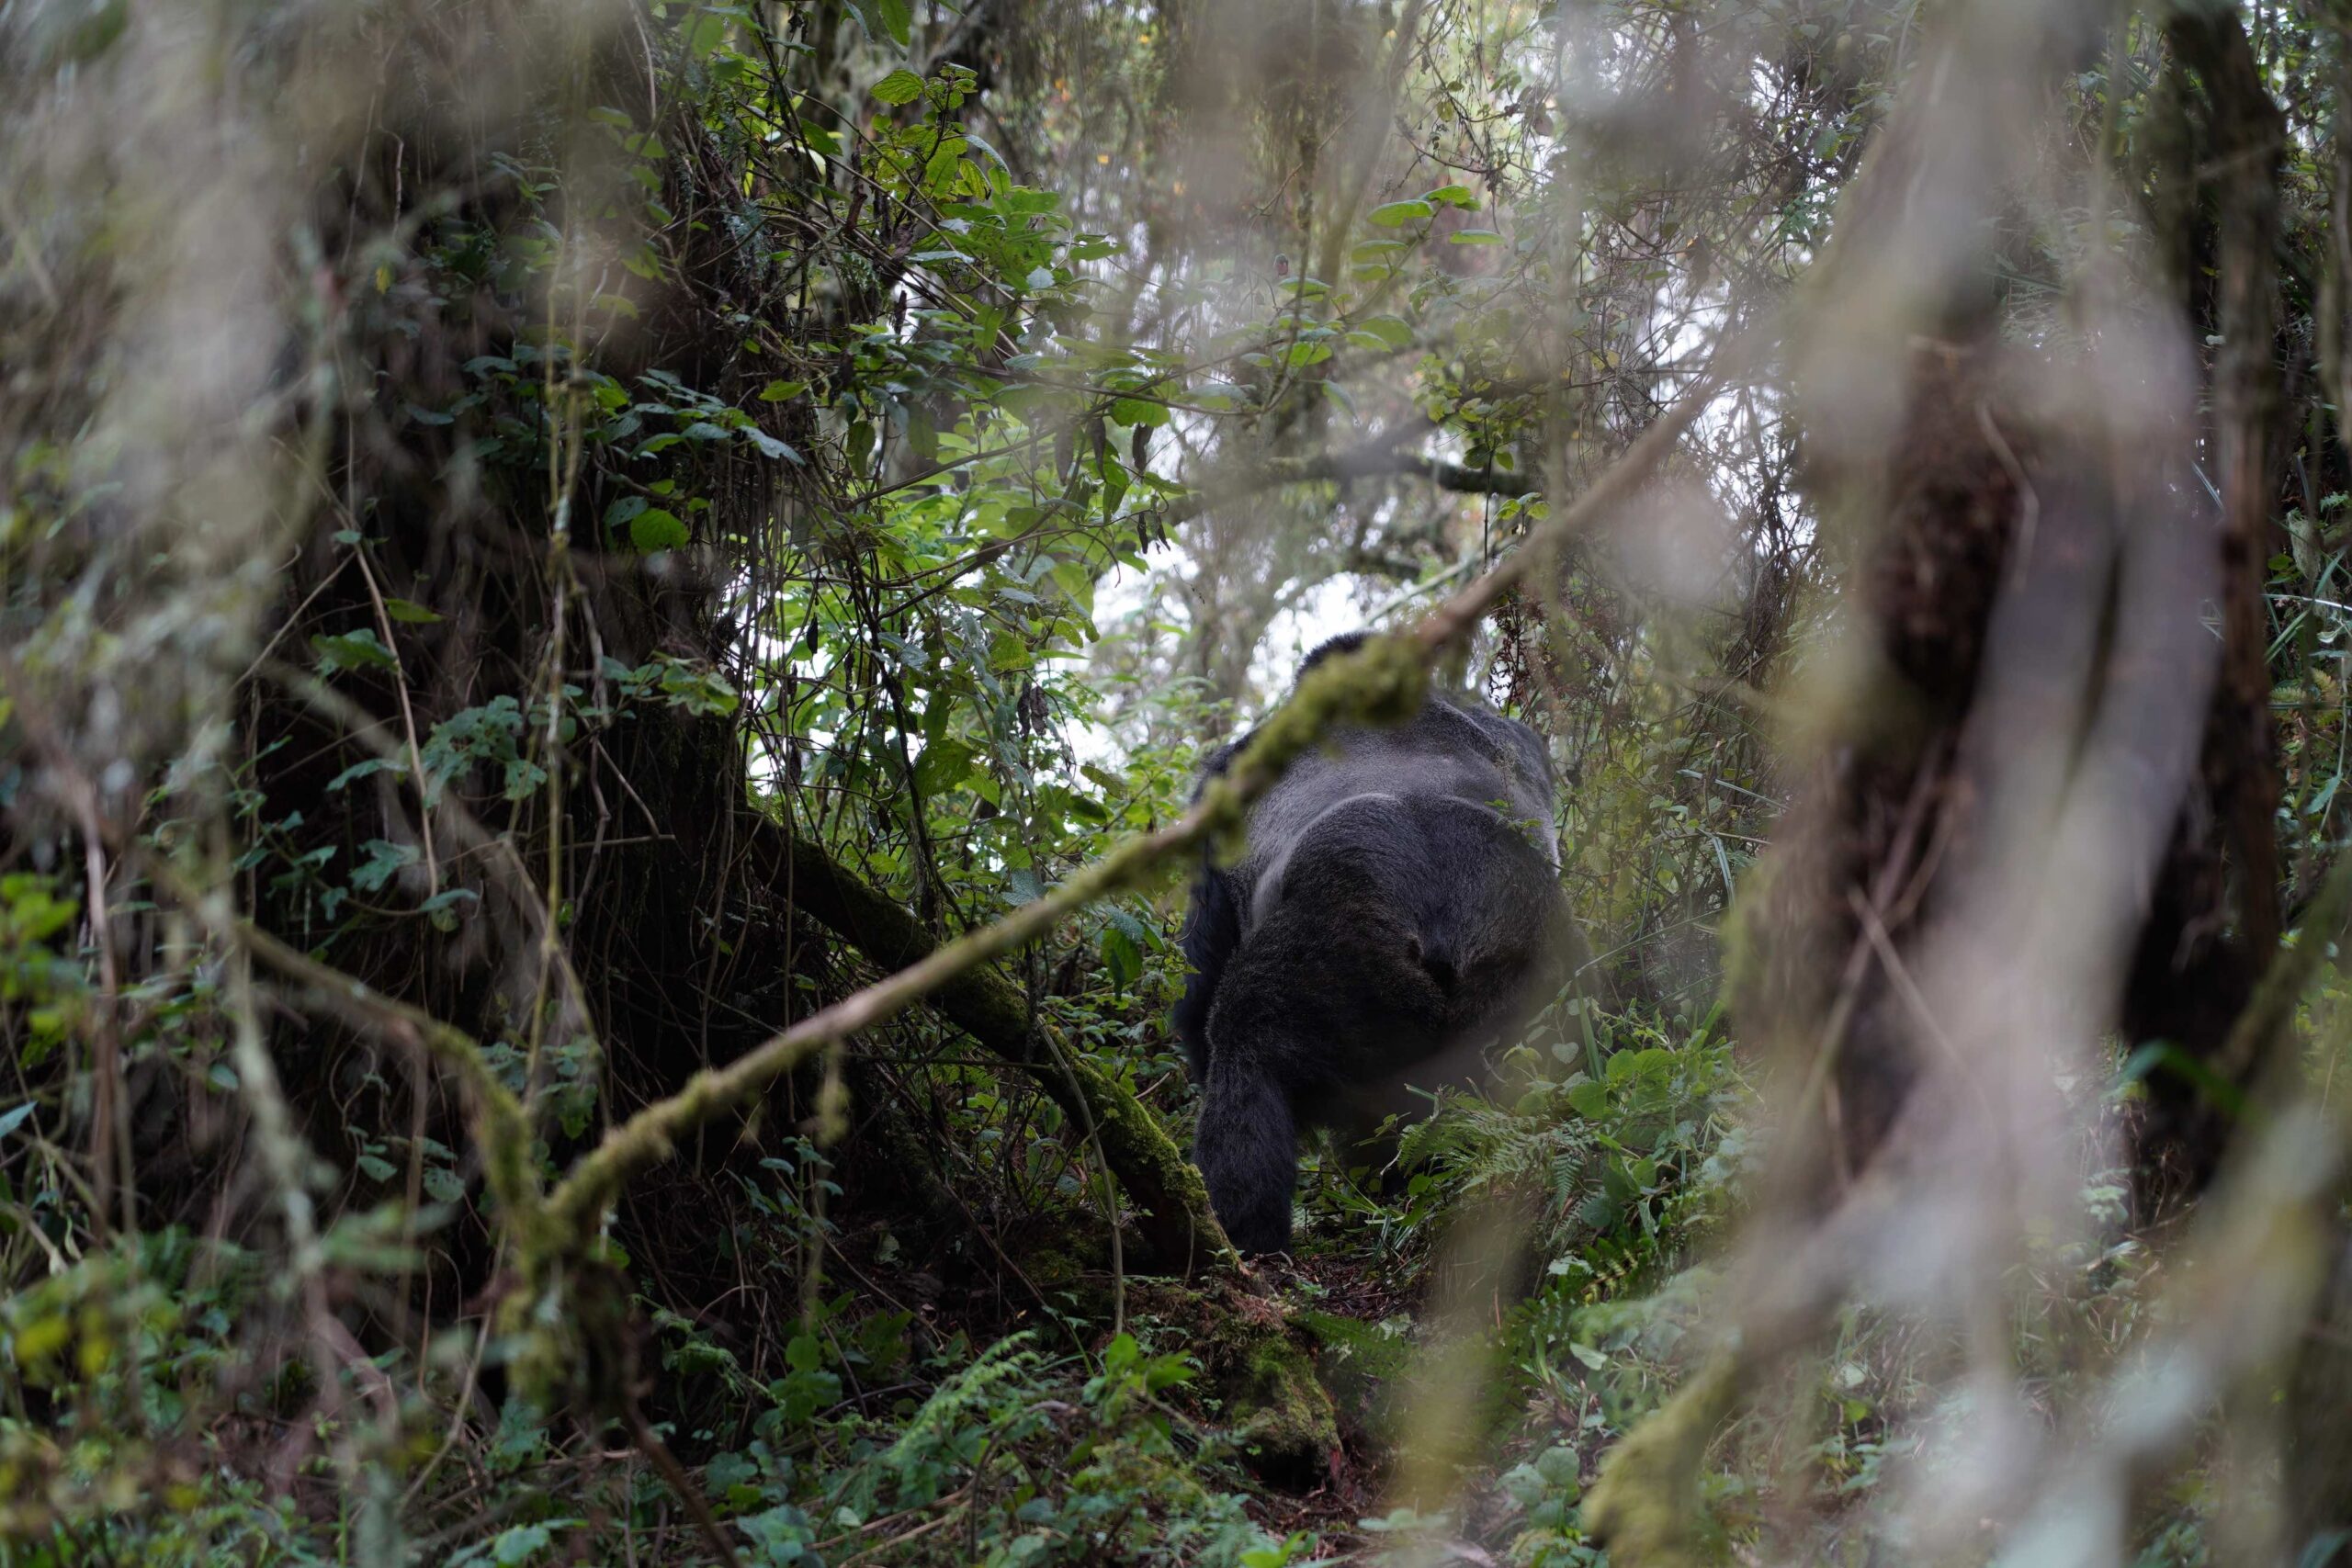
1174 634 1583 1254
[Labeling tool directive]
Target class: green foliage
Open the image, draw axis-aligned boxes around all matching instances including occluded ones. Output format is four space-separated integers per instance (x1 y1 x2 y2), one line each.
694 1330 1302 1567
0 873 84 1066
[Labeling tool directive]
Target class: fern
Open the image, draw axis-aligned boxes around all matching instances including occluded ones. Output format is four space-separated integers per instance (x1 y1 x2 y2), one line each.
834 1332 1052 1516
1387 1003 1744 1278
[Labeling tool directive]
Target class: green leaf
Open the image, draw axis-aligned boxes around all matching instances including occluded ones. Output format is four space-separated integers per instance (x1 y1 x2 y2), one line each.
1368 199 1434 228
1109 396 1171 428
311 629 398 674
1100 924 1142 992
629 508 689 553
758 379 807 402
327 758 396 792
912 739 975 796
1566 1079 1611 1121
350 839 419 894
381 598 442 624
873 68 924 106
1447 228 1505 245
1048 560 1098 615
489 1523 556 1565
686 10 729 58
420 889 478 933
742 426 804 464
1425 183 1480 209
845 0 913 47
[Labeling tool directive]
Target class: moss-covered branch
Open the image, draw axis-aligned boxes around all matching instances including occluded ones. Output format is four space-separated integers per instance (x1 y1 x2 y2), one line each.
745 822 1238 1274
1579 1351 1743 1566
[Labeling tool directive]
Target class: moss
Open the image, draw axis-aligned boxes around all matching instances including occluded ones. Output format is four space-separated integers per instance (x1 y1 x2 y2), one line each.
1218 1306 1340 1476
1133 1280 1341 1480
1023 1247 1086 1291
1578 1349 1741 1567
1294 1308 1413 1446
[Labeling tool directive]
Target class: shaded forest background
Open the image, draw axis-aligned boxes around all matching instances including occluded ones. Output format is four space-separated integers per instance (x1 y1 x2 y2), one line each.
7 0 2352 1562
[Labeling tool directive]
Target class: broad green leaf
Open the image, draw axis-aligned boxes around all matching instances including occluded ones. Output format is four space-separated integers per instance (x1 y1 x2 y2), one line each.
873 68 924 106
489 1523 556 1565
742 427 803 464
312 629 397 673
350 839 419 894
1109 397 1171 428
686 10 729 58
327 758 396 791
912 739 975 796
629 507 689 552
381 598 442 624
846 0 913 48
1368 199 1434 227
1101 924 1141 991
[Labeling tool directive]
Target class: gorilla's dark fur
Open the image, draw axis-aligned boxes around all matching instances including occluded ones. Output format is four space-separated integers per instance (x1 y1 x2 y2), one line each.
1174 634 1579 1253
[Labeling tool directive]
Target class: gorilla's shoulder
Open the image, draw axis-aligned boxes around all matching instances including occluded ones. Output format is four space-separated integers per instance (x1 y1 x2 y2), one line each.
1196 636 1555 799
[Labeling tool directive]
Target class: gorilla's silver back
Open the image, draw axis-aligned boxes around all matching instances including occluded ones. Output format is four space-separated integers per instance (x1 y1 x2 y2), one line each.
1233 696 1560 931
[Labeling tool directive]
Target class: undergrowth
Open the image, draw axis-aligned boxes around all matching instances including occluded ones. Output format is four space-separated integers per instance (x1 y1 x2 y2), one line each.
0 963 2267 1566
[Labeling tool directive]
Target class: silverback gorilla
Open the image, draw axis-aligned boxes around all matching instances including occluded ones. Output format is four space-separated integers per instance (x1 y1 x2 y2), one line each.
1174 634 1580 1254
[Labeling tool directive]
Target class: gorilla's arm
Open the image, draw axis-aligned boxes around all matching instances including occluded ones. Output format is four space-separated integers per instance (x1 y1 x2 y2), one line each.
1172 739 1245 1080
1174 863 1240 1080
